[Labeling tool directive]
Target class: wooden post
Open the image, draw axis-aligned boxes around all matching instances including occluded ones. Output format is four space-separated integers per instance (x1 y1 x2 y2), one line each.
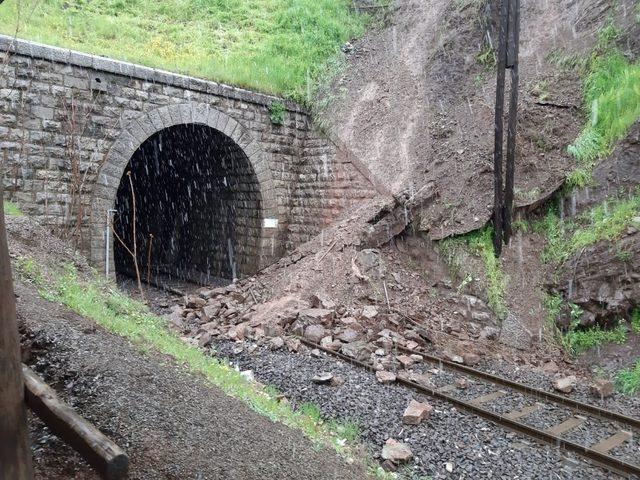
0 190 33 479
503 0 521 245
492 0 509 257
23 365 128 480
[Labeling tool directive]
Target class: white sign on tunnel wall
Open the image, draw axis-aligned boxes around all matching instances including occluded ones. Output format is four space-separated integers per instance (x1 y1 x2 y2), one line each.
263 218 278 229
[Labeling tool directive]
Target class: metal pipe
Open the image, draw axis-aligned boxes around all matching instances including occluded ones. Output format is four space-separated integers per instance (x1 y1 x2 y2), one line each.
105 209 117 277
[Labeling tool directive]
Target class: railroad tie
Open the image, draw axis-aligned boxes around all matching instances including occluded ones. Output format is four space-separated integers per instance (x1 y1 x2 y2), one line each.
545 416 586 436
504 403 542 421
469 390 507 406
591 430 633 454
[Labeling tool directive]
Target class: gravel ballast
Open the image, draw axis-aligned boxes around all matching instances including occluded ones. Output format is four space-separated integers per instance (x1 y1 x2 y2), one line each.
215 340 638 479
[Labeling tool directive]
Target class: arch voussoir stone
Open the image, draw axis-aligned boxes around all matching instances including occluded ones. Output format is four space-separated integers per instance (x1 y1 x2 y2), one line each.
90 102 278 273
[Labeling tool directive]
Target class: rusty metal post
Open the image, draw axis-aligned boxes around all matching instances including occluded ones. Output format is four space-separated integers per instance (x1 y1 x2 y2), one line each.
0 189 33 479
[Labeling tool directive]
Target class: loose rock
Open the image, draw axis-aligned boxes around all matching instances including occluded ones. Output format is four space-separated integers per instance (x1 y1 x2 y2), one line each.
375 371 397 384
590 378 614 398
312 372 333 384
553 375 577 393
381 438 412 463
402 399 433 425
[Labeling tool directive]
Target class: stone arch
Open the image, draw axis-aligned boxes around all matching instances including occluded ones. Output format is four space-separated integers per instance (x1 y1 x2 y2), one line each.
89 102 278 278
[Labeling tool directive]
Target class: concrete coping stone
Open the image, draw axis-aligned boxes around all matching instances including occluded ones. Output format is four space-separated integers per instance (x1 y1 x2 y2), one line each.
0 34 305 114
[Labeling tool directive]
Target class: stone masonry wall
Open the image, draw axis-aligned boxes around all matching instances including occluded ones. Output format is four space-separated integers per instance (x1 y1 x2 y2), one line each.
0 35 378 275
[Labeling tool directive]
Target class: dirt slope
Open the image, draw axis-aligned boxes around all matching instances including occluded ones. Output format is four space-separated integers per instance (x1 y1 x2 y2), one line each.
17 280 369 480
323 0 636 239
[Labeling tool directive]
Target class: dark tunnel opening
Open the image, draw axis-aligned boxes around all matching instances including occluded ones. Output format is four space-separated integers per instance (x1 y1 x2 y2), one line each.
113 124 262 285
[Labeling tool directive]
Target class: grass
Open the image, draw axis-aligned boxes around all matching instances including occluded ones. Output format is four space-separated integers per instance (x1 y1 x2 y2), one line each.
3 199 23 216
440 227 508 320
15 258 393 479
616 359 640 395
566 24 640 188
0 0 374 102
535 191 640 264
563 322 627 356
631 308 640 334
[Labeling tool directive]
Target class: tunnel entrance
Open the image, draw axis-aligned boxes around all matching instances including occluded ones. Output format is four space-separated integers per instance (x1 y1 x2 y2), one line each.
113 123 262 284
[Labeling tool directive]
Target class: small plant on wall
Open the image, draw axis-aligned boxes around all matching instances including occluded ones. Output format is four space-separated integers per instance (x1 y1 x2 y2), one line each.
268 101 285 125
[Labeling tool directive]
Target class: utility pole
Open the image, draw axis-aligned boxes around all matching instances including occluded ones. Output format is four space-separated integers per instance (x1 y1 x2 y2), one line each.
0 188 33 479
492 0 521 256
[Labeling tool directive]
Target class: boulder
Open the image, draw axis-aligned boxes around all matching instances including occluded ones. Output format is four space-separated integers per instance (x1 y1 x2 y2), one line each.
303 325 327 343
542 361 559 374
402 399 433 425
341 340 371 361
590 378 615 398
375 371 397 384
337 328 361 343
269 337 284 350
312 372 333 384
298 308 334 326
553 375 577 393
462 352 481 366
309 293 337 310
455 378 469 390
397 355 414 368
381 439 412 463
185 295 206 309
361 305 379 320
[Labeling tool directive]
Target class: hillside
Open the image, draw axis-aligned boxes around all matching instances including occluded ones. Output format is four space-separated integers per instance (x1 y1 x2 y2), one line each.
0 0 372 99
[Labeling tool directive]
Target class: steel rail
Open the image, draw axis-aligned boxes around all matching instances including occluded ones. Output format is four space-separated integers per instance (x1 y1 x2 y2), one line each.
395 345 640 430
299 337 640 478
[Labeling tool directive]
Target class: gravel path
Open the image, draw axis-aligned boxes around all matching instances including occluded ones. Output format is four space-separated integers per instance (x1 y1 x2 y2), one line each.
17 281 369 480
214 339 638 479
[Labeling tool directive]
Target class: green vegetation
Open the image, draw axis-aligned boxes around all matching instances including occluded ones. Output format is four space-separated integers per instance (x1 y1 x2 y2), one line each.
563 322 627 356
631 308 640 334
3 200 22 216
534 191 640 264
543 295 633 358
616 359 640 395
440 227 508 319
15 259 392 479
268 101 285 125
0 0 373 101
566 24 640 187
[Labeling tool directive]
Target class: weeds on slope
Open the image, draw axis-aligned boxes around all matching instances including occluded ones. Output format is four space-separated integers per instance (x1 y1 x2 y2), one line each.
566 23 640 188
15 259 394 479
439 227 508 320
616 359 640 395
0 0 374 102
3 200 22 216
534 191 640 265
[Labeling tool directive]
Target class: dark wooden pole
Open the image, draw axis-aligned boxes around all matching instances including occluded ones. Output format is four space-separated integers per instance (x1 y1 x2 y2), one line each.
492 0 509 257
23 365 129 480
0 189 33 480
503 0 520 245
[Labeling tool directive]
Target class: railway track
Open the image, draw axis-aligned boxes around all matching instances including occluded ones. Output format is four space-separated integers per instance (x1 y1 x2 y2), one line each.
299 337 640 477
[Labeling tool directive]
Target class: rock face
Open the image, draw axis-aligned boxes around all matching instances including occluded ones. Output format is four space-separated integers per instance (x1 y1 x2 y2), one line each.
556 229 640 328
555 121 640 328
402 400 433 425
381 439 413 463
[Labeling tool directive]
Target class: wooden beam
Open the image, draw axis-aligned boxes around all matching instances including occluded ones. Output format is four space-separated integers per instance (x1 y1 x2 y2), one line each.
22 365 128 480
0 190 33 480
492 0 509 257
